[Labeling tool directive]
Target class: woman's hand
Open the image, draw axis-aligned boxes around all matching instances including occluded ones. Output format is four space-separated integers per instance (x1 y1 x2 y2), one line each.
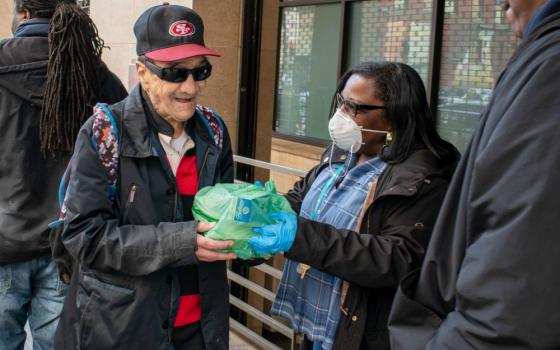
248 212 297 254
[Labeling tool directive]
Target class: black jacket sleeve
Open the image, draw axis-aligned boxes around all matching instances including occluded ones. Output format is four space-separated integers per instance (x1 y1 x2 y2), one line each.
390 28 560 349
62 119 199 276
419 52 560 350
286 174 450 289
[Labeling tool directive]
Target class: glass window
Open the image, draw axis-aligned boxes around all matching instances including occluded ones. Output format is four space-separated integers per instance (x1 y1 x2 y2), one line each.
346 0 433 82
274 1 434 142
436 0 518 152
273 0 516 150
275 4 341 140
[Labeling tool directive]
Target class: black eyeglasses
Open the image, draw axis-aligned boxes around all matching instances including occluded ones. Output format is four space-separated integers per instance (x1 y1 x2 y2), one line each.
336 93 386 117
142 59 212 83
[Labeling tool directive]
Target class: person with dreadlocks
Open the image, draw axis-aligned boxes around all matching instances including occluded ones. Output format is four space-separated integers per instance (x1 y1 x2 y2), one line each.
0 1 127 349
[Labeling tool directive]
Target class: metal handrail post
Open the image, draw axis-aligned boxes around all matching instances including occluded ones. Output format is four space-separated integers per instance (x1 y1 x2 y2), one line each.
227 155 306 350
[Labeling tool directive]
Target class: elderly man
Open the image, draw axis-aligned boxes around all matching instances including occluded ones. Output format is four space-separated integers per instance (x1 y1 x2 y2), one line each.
388 0 560 348
0 1 126 349
54 4 236 350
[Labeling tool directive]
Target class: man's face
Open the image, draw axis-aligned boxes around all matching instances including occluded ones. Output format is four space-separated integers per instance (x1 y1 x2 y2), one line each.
503 0 547 38
137 55 208 126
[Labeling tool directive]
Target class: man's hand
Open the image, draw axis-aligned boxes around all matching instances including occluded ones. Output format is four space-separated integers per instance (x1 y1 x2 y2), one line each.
195 221 236 262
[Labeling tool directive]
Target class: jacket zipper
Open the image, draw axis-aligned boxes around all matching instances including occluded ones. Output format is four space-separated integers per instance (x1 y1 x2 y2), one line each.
198 148 210 181
126 184 137 207
172 187 178 222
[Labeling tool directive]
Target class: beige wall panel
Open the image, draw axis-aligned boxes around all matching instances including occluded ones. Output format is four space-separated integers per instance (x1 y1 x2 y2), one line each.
253 0 279 183
270 138 324 193
261 0 279 51
1 0 13 39
194 0 242 47
96 0 134 44
193 0 242 151
90 0 193 89
253 47 276 182
133 1 194 25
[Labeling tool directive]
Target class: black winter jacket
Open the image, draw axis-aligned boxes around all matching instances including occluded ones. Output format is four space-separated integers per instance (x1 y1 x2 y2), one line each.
284 145 458 349
54 86 233 350
0 36 127 263
388 12 560 350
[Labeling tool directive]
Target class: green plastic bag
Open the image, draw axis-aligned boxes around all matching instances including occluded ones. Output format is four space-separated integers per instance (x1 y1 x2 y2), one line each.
192 181 294 259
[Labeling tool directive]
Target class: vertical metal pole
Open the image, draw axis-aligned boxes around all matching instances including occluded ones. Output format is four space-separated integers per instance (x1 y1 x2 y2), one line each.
236 0 263 183
427 0 445 113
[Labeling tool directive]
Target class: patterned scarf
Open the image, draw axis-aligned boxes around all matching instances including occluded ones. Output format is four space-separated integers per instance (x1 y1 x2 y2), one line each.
272 156 386 350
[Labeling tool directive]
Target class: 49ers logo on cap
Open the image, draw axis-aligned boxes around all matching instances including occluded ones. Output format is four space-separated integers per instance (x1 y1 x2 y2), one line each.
169 20 195 36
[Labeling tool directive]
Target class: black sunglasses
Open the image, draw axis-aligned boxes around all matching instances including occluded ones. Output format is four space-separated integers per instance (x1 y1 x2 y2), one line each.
143 59 212 83
336 93 386 117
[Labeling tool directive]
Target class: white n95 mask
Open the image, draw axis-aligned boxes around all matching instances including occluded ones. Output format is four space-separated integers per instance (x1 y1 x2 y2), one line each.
328 108 389 153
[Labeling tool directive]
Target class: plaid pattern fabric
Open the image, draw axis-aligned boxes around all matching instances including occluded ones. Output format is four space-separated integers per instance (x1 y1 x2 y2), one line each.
272 156 386 350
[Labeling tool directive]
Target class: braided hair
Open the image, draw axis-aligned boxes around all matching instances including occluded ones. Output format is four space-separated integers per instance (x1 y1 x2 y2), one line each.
14 0 104 156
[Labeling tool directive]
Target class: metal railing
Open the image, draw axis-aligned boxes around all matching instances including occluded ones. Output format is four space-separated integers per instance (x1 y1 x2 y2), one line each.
228 155 305 350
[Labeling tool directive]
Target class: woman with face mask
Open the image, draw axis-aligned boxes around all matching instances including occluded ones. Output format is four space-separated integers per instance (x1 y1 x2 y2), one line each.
248 61 459 350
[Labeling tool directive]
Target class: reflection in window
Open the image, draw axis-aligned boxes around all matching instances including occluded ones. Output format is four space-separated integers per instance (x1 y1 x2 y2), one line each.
436 0 518 152
274 1 435 141
346 0 433 82
275 5 341 140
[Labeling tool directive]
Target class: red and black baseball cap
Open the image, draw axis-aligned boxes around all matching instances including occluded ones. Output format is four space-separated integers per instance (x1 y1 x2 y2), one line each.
133 3 220 62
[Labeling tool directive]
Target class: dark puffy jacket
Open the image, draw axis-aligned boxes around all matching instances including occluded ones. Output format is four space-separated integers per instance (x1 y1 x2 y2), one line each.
0 35 127 263
388 11 560 350
54 86 233 350
284 145 458 349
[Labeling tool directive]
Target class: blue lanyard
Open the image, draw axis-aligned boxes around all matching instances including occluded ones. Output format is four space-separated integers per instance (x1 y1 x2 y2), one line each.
311 164 345 220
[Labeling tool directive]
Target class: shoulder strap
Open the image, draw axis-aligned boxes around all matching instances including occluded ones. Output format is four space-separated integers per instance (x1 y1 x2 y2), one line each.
196 105 224 150
54 103 120 223
91 103 120 202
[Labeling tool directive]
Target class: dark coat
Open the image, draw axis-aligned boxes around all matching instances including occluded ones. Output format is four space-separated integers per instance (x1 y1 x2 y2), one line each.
0 35 127 263
284 145 458 349
54 86 234 350
388 12 560 350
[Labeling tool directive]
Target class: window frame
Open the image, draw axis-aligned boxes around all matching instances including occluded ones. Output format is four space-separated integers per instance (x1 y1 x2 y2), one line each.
272 0 444 146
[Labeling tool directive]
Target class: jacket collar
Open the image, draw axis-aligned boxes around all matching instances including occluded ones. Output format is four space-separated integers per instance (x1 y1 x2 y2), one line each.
119 85 218 158
520 12 560 49
376 148 458 198
318 144 458 198
14 18 50 38
319 145 352 164
524 0 560 38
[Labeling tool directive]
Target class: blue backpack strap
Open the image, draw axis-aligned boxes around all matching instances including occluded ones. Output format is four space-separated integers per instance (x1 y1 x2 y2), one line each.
196 105 224 150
